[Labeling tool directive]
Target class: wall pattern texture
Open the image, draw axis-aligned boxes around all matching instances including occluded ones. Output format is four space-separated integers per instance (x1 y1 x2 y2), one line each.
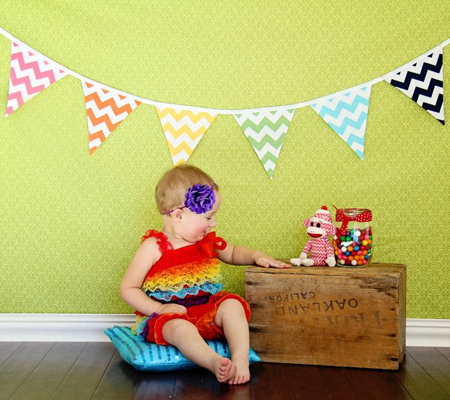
0 0 449 318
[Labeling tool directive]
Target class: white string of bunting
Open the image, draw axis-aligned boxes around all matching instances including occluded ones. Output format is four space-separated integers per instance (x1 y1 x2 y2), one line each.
1 26 449 178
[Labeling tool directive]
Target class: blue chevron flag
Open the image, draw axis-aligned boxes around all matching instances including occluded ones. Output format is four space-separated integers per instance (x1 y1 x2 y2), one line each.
311 86 372 160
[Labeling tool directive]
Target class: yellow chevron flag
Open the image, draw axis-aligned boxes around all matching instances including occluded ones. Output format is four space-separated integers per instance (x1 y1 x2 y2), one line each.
156 106 217 165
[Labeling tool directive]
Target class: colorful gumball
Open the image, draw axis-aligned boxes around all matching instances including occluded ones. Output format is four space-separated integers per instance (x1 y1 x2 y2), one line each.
332 207 373 267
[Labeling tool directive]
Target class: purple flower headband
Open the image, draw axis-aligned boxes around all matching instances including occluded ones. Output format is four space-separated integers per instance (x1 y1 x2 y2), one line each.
163 183 216 215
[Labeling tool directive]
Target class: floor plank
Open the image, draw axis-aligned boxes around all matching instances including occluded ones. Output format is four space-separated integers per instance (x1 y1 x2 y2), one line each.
211 364 253 400
50 342 115 400
0 342 55 400
349 368 413 400
9 342 87 400
318 366 369 400
0 343 449 400
213 382 252 400
394 351 450 400
251 362 293 400
283 363 327 400
437 347 450 362
343 368 377 400
131 370 178 400
91 351 141 400
285 363 374 400
407 347 450 396
0 342 23 368
172 367 214 400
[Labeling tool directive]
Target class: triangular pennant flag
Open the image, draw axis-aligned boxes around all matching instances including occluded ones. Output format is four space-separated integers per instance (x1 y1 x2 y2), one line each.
386 50 444 125
312 86 371 160
156 106 217 165
82 81 141 154
5 41 68 116
233 109 295 179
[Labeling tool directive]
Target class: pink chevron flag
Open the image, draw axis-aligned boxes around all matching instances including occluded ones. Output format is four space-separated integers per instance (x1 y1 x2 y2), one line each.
82 81 141 154
5 42 68 117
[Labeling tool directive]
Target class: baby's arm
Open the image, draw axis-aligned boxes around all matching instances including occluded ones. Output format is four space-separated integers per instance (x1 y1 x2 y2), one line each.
218 243 290 269
120 238 187 315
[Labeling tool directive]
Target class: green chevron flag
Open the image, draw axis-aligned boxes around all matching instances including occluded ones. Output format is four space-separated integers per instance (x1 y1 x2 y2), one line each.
233 109 295 178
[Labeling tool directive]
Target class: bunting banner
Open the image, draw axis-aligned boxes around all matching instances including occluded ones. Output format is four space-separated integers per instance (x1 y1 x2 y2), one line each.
156 106 217 165
233 109 295 178
311 86 372 160
5 41 68 116
82 81 141 154
386 50 445 125
0 26 449 177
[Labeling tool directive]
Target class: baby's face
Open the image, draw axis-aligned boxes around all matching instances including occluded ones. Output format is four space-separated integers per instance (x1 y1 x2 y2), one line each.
182 191 222 243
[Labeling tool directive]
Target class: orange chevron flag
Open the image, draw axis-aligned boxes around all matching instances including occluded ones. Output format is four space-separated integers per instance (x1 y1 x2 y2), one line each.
82 81 141 154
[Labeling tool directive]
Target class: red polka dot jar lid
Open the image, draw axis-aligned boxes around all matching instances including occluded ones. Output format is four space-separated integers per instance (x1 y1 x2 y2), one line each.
332 207 373 267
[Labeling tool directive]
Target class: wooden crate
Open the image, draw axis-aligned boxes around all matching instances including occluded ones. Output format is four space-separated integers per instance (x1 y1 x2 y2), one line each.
245 262 406 370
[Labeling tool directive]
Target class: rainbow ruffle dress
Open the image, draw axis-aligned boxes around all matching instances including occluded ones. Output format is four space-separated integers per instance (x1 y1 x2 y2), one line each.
132 229 251 345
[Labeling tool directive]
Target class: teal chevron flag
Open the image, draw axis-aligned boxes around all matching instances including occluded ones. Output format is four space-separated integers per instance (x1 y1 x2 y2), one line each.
234 109 295 178
311 86 372 160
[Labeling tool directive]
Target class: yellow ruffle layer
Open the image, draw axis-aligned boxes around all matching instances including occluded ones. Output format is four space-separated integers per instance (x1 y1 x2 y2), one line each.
141 258 221 293
131 314 148 335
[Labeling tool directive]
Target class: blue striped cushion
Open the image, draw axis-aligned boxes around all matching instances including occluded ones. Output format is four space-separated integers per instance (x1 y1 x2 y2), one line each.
104 326 261 371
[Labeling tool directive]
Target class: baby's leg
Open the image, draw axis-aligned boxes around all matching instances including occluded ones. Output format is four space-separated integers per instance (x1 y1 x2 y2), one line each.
161 318 235 383
214 299 250 385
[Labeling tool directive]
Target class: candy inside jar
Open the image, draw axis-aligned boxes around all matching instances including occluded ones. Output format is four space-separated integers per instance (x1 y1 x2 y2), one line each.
332 207 373 267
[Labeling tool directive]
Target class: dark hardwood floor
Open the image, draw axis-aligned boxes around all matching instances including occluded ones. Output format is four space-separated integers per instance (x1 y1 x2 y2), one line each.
1 343 450 400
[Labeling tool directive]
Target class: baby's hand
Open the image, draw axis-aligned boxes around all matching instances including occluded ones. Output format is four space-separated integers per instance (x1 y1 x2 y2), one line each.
157 303 187 315
254 252 291 269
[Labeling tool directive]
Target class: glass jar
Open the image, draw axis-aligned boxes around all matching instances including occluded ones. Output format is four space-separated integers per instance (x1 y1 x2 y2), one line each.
333 207 373 267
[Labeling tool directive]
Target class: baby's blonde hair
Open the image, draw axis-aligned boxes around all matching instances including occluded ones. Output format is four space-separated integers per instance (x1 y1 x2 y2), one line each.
155 165 219 214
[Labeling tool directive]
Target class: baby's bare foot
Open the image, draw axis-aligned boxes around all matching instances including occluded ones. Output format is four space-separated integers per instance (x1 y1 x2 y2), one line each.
228 356 250 385
212 356 236 383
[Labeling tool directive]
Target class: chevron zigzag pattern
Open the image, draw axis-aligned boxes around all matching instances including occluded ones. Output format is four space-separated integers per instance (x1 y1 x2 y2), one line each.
312 86 371 160
386 50 444 125
2 29 447 168
6 42 68 116
234 109 295 178
82 81 141 154
156 106 217 165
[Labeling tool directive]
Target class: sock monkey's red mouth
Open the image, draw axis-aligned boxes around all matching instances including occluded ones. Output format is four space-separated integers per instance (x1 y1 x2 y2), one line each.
308 233 322 238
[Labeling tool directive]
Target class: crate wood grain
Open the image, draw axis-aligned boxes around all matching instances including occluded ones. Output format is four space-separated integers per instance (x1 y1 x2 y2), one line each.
245 262 406 370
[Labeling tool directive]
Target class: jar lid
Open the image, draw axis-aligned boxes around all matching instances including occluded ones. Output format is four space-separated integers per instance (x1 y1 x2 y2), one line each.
340 208 372 218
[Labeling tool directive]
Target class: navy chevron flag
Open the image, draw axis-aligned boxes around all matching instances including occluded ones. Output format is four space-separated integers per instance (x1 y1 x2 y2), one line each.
386 50 444 125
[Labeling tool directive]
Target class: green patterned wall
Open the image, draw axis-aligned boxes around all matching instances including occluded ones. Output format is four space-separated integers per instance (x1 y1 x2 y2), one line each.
0 1 449 318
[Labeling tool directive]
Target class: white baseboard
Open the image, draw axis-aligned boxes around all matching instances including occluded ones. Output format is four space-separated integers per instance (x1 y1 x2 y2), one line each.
405 318 450 347
0 314 135 342
0 314 449 346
